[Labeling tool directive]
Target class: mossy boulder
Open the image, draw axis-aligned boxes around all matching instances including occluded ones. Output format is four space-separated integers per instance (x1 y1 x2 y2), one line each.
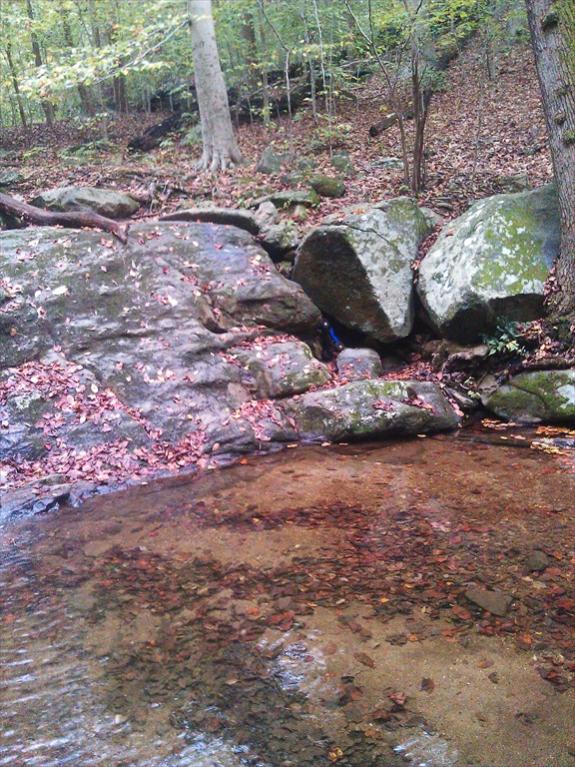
484 369 575 424
33 186 140 219
280 379 460 441
310 175 346 198
417 185 559 343
293 197 435 342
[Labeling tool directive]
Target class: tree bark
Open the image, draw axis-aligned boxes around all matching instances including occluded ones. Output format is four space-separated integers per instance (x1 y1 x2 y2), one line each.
26 0 55 127
526 0 575 314
0 192 128 243
188 0 242 171
4 43 28 129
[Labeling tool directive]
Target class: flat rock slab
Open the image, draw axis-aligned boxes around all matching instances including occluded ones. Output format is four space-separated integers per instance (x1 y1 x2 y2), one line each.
0 223 320 479
161 207 259 235
465 588 512 617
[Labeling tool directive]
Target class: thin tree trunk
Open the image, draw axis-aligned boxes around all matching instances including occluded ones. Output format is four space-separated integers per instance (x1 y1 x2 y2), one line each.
188 0 242 171
526 0 575 313
5 43 28 129
257 1 271 125
62 12 96 116
26 0 55 126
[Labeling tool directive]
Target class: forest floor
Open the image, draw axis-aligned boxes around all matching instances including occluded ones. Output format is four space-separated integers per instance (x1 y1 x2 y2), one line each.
1 40 552 233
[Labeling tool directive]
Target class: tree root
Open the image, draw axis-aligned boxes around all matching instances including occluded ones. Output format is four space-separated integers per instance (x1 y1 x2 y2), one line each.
0 191 129 243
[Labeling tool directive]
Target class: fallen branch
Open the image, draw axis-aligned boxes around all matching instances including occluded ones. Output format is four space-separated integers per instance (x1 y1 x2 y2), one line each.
0 191 128 243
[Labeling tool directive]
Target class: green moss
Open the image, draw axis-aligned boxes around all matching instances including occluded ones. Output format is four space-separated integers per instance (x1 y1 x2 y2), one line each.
563 129 575 145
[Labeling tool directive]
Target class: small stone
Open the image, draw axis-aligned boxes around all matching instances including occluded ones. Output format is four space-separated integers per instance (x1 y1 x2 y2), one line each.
525 550 549 572
336 348 383 381
465 587 512 617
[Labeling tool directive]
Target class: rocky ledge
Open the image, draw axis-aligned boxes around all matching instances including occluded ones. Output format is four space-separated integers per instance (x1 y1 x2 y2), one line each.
0 221 460 514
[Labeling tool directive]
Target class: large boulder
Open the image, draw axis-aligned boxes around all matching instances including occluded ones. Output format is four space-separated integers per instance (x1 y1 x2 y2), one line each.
293 197 435 342
33 186 140 219
417 185 559 343
484 370 575 424
281 379 460 441
0 222 321 474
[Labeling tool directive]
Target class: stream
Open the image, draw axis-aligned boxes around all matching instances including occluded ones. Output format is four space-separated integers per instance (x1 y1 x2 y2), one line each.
1 432 574 767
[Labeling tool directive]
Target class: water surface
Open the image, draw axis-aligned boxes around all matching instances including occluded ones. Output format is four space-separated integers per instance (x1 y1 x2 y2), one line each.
1 433 574 766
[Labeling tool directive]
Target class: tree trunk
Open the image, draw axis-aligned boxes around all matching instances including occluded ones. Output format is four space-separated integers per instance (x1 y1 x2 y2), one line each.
5 43 28 129
188 0 242 171
26 0 55 127
526 0 575 313
62 12 96 116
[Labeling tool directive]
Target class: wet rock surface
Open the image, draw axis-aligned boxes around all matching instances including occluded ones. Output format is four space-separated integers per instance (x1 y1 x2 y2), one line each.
293 198 435 342
1 437 573 767
417 185 559 342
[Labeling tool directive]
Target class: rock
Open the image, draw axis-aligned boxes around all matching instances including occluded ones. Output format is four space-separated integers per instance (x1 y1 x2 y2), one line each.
256 145 295 174
0 223 321 466
0 478 70 524
293 197 435 342
484 369 575 424
251 190 320 210
33 186 140 219
258 220 300 260
495 173 531 193
280 379 460 441
417 185 559 342
336 348 383 381
371 157 404 171
310 175 346 198
0 170 23 187
331 152 355 176
161 207 259 234
232 340 331 398
525 550 549 572
465 587 512 617
254 201 280 229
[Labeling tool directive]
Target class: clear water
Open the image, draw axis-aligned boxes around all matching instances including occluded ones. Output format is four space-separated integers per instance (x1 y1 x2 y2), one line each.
1 433 574 767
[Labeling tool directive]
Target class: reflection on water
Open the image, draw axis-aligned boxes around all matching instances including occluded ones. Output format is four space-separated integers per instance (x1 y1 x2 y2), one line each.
1 435 574 767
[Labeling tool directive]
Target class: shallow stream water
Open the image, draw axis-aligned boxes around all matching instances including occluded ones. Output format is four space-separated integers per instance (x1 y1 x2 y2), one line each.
1 433 574 767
